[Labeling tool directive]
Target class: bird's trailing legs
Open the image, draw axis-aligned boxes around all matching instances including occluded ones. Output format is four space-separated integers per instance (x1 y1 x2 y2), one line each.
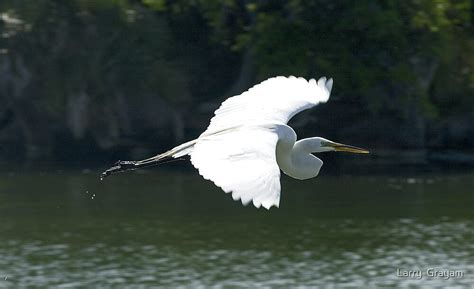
100 154 181 180
101 139 197 180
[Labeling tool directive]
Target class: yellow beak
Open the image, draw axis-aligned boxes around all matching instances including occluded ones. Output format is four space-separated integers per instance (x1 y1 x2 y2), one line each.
327 142 369 154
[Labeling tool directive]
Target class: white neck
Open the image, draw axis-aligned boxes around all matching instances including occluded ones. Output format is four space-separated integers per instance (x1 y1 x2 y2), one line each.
275 127 325 180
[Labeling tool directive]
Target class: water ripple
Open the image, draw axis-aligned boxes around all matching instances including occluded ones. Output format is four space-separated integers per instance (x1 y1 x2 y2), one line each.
0 218 472 289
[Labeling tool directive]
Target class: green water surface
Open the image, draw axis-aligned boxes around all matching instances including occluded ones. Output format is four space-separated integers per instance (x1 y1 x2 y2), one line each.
0 167 472 288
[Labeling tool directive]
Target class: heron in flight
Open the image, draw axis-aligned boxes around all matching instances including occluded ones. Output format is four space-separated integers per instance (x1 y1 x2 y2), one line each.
101 76 369 209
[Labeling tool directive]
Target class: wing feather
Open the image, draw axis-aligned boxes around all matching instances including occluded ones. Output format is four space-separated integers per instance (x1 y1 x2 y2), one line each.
189 76 332 209
190 128 281 209
205 76 332 133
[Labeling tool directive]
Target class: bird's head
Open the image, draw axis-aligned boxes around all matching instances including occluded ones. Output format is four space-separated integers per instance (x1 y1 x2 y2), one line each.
312 137 369 154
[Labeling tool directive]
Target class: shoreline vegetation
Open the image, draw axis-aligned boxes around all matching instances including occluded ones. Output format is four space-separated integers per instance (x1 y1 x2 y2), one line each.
0 1 472 163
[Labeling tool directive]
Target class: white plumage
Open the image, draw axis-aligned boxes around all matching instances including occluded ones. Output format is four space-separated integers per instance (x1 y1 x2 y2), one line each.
103 75 369 209
191 128 281 209
189 76 332 209
205 76 332 133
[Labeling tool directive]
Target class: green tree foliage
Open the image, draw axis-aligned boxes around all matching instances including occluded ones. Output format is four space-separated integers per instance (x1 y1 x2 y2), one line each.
143 0 473 149
145 0 472 117
0 0 237 158
0 0 472 159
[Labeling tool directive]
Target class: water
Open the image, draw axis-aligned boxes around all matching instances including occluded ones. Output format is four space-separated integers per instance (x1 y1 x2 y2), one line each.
0 167 472 288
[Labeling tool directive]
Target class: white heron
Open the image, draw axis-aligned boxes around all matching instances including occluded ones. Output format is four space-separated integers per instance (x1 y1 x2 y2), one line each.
101 76 369 209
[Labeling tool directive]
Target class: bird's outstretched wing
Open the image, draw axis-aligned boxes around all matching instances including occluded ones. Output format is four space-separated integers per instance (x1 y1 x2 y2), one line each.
190 76 333 209
204 76 332 133
191 126 281 209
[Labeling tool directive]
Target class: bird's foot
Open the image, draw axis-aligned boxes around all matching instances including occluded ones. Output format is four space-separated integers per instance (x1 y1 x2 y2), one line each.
114 160 137 168
100 160 137 180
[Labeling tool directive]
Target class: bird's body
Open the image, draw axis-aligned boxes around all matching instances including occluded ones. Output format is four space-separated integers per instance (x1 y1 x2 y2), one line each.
101 76 368 209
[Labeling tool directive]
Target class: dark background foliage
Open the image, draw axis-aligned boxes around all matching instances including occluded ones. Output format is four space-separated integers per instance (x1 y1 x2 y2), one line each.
0 0 472 164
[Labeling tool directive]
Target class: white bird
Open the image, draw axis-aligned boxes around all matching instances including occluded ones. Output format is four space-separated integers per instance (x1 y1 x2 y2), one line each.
101 76 369 209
